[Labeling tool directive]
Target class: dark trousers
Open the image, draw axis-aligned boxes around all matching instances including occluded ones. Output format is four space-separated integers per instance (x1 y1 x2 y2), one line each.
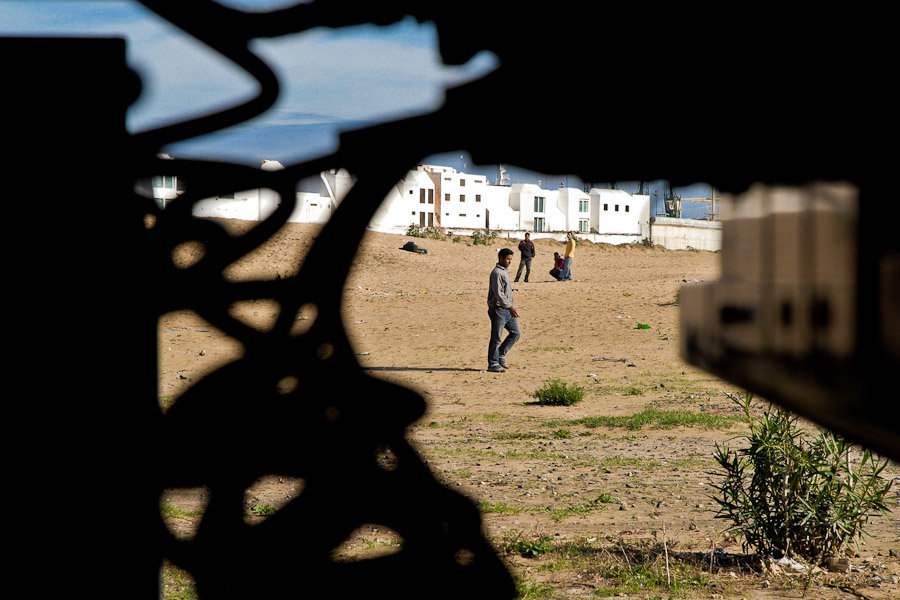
488 307 520 366
514 257 532 281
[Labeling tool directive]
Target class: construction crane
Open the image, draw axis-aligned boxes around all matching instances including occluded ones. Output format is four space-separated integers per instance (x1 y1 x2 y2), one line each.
637 181 681 217
680 187 721 220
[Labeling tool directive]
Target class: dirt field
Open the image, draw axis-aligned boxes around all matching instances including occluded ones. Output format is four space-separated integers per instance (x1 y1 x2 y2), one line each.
159 220 899 599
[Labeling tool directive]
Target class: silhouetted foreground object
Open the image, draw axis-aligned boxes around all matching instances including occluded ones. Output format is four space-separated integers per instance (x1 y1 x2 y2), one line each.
8 3 897 598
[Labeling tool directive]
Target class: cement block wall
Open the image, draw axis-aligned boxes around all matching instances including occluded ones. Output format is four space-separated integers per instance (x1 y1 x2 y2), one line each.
650 217 721 251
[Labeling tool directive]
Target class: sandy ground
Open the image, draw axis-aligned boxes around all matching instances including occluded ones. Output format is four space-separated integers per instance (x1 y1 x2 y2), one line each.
159 220 899 599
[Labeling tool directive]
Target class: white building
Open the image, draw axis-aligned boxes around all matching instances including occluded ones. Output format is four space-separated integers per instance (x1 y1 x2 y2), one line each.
193 159 285 221
185 160 652 244
428 165 491 230
371 166 437 231
147 153 184 207
590 188 651 242
295 167 353 224
558 186 592 233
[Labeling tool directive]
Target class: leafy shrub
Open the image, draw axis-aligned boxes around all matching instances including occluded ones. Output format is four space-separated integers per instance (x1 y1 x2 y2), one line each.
532 378 585 406
471 229 498 245
406 224 447 240
710 392 893 563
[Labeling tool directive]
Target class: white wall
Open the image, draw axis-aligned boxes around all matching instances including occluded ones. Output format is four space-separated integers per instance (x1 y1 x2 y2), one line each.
591 189 649 238
193 189 260 220
483 184 519 230
370 169 435 232
650 216 721 251
509 183 568 232
558 187 591 232
431 167 490 230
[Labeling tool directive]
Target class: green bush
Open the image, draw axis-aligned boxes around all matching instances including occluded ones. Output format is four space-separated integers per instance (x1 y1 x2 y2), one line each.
532 379 585 406
710 392 893 563
406 223 447 240
471 229 498 245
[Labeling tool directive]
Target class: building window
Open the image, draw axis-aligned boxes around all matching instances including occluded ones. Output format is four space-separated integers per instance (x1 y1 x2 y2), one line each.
459 213 466 217
625 204 630 212
460 194 465 202
579 200 589 212
475 194 481 202
615 204 619 211
534 196 545 212
153 175 175 189
420 189 426 204
579 219 589 233
460 179 466 186
428 189 434 204
534 217 545 232
603 203 608 211
445 193 450 202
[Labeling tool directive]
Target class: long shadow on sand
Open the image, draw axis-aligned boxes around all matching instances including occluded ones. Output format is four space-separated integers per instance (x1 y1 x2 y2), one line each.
363 366 484 373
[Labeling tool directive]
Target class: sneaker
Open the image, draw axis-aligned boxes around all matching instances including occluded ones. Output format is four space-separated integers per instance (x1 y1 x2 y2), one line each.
498 357 510 369
487 364 505 373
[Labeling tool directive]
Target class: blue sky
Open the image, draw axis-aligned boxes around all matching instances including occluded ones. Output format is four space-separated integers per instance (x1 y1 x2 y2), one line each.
1 1 499 164
2 0 714 203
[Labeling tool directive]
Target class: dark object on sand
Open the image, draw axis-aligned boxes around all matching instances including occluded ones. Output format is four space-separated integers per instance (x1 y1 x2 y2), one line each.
400 241 428 254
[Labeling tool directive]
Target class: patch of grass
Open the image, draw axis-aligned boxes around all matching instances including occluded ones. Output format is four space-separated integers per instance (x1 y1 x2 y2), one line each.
548 408 738 431
522 345 574 353
532 378 585 406
481 501 524 515
246 497 276 517
161 503 202 519
596 492 620 504
515 581 555 599
161 560 198 600
495 431 543 440
508 536 554 557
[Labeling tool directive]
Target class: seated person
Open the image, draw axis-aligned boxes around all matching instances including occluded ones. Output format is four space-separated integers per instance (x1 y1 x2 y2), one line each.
549 252 566 280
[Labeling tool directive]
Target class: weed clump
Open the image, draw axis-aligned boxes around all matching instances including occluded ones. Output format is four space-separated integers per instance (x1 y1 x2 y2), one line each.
532 378 585 406
471 229 498 245
405 224 447 240
710 392 893 564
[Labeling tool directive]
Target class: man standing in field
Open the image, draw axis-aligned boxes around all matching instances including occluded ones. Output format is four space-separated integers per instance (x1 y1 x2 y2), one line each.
487 248 520 373
562 231 576 280
514 232 535 282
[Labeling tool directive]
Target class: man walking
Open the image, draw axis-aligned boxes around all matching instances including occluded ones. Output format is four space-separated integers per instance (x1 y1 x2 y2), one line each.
514 232 535 282
487 248 520 373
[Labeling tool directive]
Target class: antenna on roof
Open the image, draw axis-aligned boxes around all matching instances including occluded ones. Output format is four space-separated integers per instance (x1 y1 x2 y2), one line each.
497 164 510 186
